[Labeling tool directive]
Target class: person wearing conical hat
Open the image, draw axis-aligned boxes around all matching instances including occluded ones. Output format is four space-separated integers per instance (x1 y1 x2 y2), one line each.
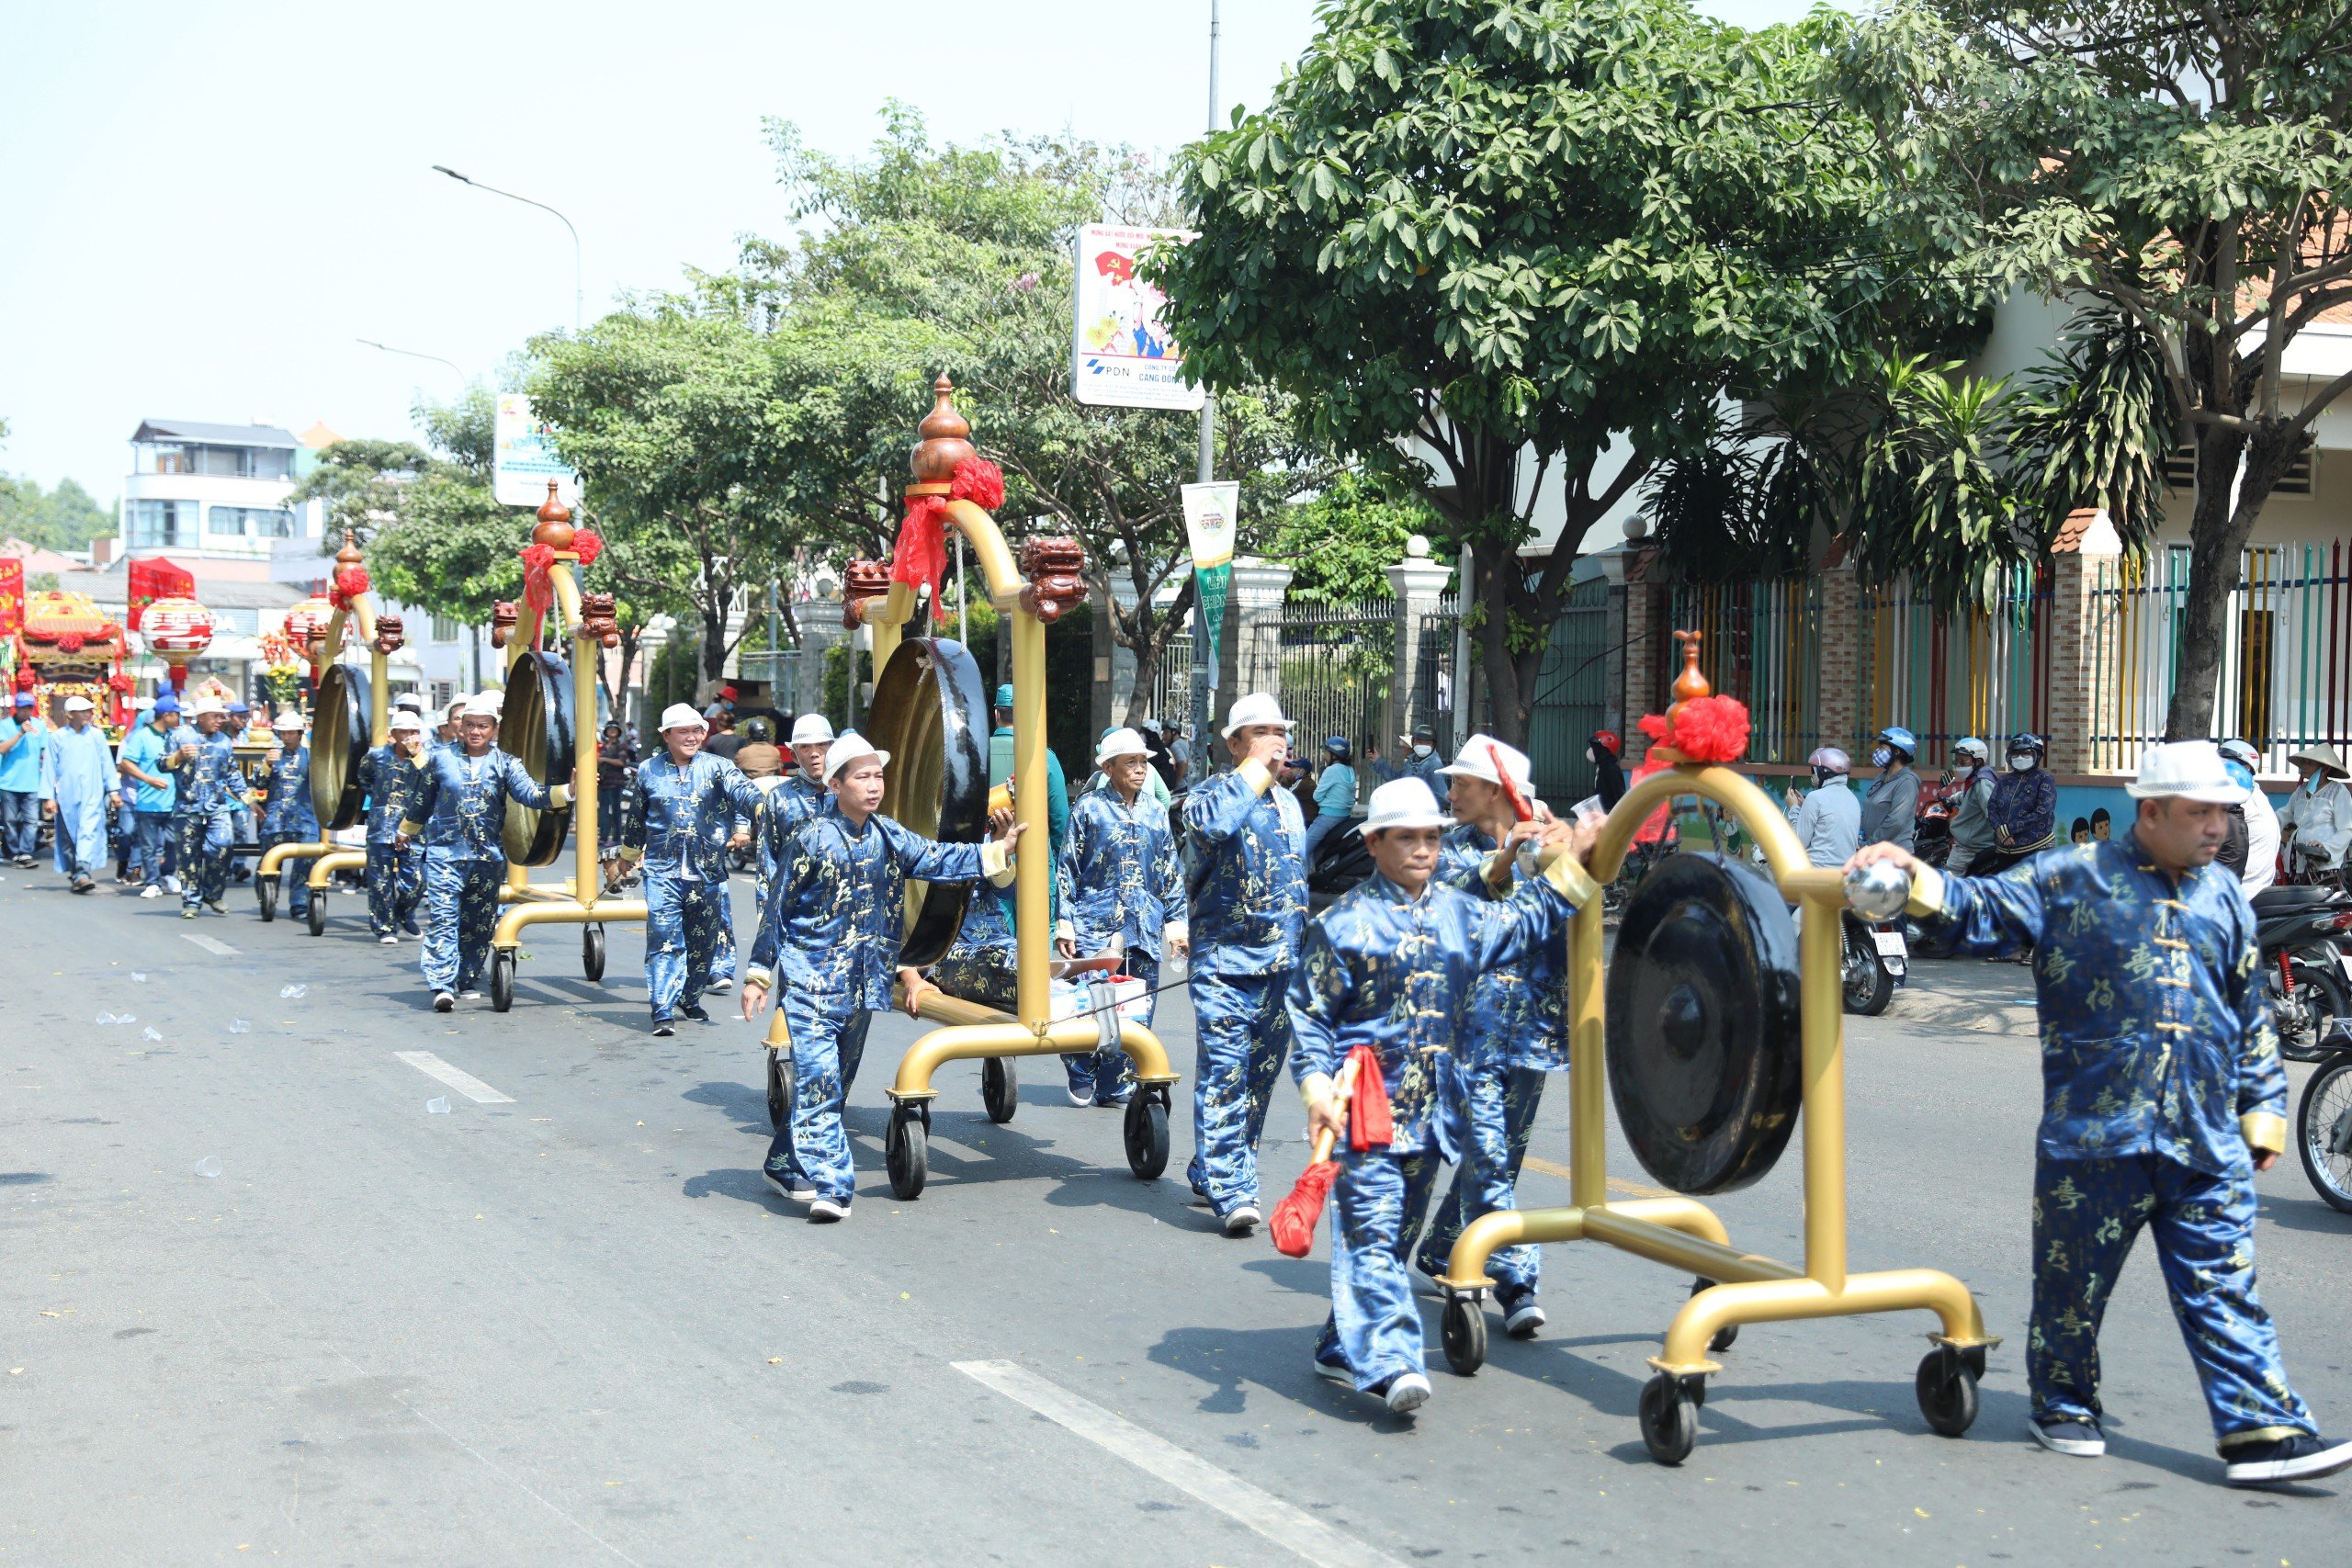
1850 742 2352 1487
2279 742 2352 878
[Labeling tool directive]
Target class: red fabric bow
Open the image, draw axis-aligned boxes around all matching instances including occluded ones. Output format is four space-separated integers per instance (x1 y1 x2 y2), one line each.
329 564 371 610
1345 1043 1394 1151
889 495 950 624
1637 694 1751 765
571 528 603 568
520 543 558 614
950 456 1005 511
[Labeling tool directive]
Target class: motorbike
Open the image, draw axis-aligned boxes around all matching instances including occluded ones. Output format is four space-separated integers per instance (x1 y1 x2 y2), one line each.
2252 885 2352 1064
2296 1020 2352 1213
1841 907 1905 1016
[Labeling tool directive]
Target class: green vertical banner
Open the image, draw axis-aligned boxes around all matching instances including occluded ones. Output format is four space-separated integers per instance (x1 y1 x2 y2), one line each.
1182 481 1238 691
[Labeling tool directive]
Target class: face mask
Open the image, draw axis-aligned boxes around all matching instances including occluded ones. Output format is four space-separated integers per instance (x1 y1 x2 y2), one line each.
2309 773 2324 795
1813 768 1841 788
1412 743 1432 759
1870 746 1893 769
2008 754 2035 772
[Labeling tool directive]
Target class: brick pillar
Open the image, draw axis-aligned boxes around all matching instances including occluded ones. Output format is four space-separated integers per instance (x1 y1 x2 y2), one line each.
2046 506 2121 776
1818 558 1860 760
1619 543 1662 766
1384 536 1452 755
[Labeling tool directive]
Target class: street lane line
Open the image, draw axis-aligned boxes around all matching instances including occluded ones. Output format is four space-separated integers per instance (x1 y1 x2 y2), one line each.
953 1359 1407 1568
393 1051 515 1104
179 933 239 956
1522 1155 1673 1200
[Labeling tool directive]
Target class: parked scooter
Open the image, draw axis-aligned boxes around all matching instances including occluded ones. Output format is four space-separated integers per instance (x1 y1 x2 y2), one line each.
2297 1020 2352 1213
2253 884 2352 1063
1841 908 1905 1016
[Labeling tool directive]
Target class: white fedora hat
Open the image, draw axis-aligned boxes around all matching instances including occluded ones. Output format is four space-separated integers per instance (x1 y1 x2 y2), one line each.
389 710 424 732
2126 740 2250 805
658 702 708 733
188 696 226 717
271 711 306 730
1219 692 1293 739
789 713 836 748
1438 732 1532 790
1362 776 1452 834
1095 727 1150 765
460 694 502 720
62 694 96 714
822 730 891 783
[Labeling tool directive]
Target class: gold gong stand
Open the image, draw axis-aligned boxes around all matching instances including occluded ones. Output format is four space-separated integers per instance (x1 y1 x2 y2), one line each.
763 379 1179 1199
483 485 649 1011
256 531 387 930
1438 644 1997 1465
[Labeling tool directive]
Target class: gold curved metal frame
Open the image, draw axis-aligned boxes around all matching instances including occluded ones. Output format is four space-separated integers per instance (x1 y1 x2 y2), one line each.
1441 763 1995 1375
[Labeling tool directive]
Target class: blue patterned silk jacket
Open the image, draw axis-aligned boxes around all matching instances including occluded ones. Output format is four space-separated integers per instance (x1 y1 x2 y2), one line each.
1057 786 1189 960
164 728 243 818
399 747 557 862
755 772 829 885
1182 759 1306 976
1287 853 1594 1155
1439 821 1571 1073
257 743 318 838
1911 833 2287 1176
621 750 764 880
743 803 1013 1011
358 745 424 846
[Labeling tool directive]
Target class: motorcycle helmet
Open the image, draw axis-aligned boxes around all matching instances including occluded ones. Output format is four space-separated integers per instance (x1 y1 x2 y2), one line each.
1807 745 1850 786
1875 726 1917 759
1953 736 1988 763
742 716 776 745
1323 735 1351 760
2219 739 2260 769
1591 729 1623 756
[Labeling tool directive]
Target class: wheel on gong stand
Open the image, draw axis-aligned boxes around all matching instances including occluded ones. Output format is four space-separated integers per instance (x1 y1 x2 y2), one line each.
582 923 605 982
885 1100 931 1199
1638 1373 1703 1466
1915 1345 1984 1438
1441 1292 1487 1376
256 875 277 923
980 1056 1018 1124
490 949 516 1013
305 890 327 937
1122 1087 1170 1180
765 1049 790 1134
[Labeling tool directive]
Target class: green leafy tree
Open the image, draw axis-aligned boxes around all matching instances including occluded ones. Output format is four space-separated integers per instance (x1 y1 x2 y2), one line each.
1152 0 1926 743
1268 476 1442 603
0 475 114 554
1839 0 2352 737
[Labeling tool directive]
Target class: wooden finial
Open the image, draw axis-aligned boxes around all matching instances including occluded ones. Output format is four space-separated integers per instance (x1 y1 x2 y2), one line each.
532 479 575 549
334 527 365 569
910 374 976 484
1668 629 1710 714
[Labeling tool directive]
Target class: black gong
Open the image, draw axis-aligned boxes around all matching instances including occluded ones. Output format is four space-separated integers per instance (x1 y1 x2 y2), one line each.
1605 853 1804 1195
309 662 372 830
865 636 992 968
498 650 576 866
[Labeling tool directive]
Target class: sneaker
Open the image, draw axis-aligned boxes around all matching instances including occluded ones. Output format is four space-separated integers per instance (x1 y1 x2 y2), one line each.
1067 1087 1095 1108
1383 1372 1431 1416
204 899 226 916
808 1197 849 1223
1498 1288 1547 1339
705 976 731 994
681 1004 711 1023
1222 1204 1261 1237
1312 1354 1353 1385
651 1022 676 1038
1096 1087 1135 1108
763 1170 817 1204
379 933 400 944
70 875 92 894
181 908 198 920
2030 1416 2106 1457
433 992 455 1013
2224 1433 2352 1486
140 885 161 900
163 875 182 894
401 919 421 936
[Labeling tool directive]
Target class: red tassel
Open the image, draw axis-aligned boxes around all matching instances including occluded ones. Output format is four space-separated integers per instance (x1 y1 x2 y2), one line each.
950 455 1005 512
1668 694 1751 763
571 528 603 567
890 494 951 623
1346 1044 1393 1151
519 542 558 614
1269 1156 1339 1258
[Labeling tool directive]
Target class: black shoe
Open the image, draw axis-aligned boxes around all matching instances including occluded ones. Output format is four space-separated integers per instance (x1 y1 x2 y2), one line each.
2030 1416 2106 1457
433 992 455 1013
204 899 227 916
651 1021 676 1038
401 919 421 936
1498 1286 1546 1338
681 1004 711 1023
70 875 93 894
2224 1433 2352 1485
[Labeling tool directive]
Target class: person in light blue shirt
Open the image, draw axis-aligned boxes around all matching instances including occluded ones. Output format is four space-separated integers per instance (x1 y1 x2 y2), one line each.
0 693 48 865
116 696 181 895
41 695 119 891
1304 736 1359 864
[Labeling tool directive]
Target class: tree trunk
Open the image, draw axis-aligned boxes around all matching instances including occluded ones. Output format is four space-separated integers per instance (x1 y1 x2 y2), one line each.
2164 423 2255 739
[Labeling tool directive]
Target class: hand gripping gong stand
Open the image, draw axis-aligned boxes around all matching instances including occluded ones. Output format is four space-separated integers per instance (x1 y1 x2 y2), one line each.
762 378 1179 1198
256 530 391 936
482 484 647 1011
1437 637 1996 1466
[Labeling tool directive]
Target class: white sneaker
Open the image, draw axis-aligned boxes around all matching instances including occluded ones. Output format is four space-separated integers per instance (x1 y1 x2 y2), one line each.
163 875 182 895
808 1197 849 1223
763 1171 816 1204
705 976 731 993
1312 1355 1352 1385
1067 1087 1094 1108
379 933 400 944
433 992 455 1013
1222 1204 1261 1237
1384 1373 1431 1415
140 886 161 900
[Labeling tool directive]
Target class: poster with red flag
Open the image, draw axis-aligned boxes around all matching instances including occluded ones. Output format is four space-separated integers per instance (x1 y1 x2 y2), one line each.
0 558 21 637
126 557 195 629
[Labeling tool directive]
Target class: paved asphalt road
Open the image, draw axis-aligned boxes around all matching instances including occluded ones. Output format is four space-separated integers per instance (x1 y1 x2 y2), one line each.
5 865 2348 1565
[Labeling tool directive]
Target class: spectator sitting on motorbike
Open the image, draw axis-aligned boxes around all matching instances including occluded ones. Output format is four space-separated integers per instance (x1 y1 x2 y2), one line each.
1945 736 1997 874
2218 739 2279 896
1589 729 1626 812
1860 727 1921 850
1302 736 1359 864
2279 743 2352 880
1792 747 1860 869
1984 732 2059 872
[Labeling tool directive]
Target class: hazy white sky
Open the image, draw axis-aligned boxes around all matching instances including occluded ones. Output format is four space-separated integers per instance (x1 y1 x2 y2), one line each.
0 1 1829 501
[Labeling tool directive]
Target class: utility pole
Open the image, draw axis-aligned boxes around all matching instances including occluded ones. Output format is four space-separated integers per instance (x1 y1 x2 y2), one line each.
1189 0 1221 771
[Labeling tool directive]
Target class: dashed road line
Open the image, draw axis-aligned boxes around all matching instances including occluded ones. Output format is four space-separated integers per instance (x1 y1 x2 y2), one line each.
179 932 240 956
393 1051 515 1104
953 1359 1407 1568
1521 1155 1674 1200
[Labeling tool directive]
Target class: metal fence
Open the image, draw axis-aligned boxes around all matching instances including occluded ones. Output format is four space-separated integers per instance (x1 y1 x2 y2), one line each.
1408 596 1459 741
1667 575 1824 766
2087 543 2352 773
1148 630 1194 728
1525 578 1611 800
735 625 845 719
1254 597 1396 752
1856 564 2050 765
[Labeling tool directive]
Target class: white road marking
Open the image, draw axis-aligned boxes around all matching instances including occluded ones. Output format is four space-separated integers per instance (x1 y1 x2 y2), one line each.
953 1359 1407 1568
393 1051 516 1105
179 932 239 956
854 1131 989 1162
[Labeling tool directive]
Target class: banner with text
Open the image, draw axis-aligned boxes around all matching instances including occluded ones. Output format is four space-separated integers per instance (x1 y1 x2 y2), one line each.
492 393 582 508
1182 481 1238 692
1072 224 1206 412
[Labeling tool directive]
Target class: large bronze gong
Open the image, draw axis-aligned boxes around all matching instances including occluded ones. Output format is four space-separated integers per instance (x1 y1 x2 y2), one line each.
498 651 576 866
1605 853 1804 1195
865 636 992 968
309 662 371 830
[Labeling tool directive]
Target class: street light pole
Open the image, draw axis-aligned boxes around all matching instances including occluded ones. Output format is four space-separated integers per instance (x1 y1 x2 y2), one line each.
1189 0 1221 771
432 164 583 332
356 338 464 381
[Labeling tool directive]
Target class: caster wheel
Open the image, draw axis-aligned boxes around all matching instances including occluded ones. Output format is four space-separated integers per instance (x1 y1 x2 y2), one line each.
490 950 515 1013
1123 1089 1170 1180
582 924 605 982
1441 1292 1487 1376
764 1049 790 1134
1690 1277 1738 1352
885 1103 929 1200
1638 1373 1702 1466
980 1056 1018 1124
1915 1347 1981 1438
305 892 326 937
256 876 277 922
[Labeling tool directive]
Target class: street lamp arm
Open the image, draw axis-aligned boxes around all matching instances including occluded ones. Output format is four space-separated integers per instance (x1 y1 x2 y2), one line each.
433 164 584 331
356 339 464 379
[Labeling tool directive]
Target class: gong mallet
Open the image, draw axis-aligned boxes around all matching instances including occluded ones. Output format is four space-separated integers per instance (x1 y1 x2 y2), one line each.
1270 1055 1365 1258
1487 741 1535 825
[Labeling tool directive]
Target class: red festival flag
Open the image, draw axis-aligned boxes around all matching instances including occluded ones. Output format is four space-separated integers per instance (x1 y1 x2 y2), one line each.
0 558 22 637
126 557 195 629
